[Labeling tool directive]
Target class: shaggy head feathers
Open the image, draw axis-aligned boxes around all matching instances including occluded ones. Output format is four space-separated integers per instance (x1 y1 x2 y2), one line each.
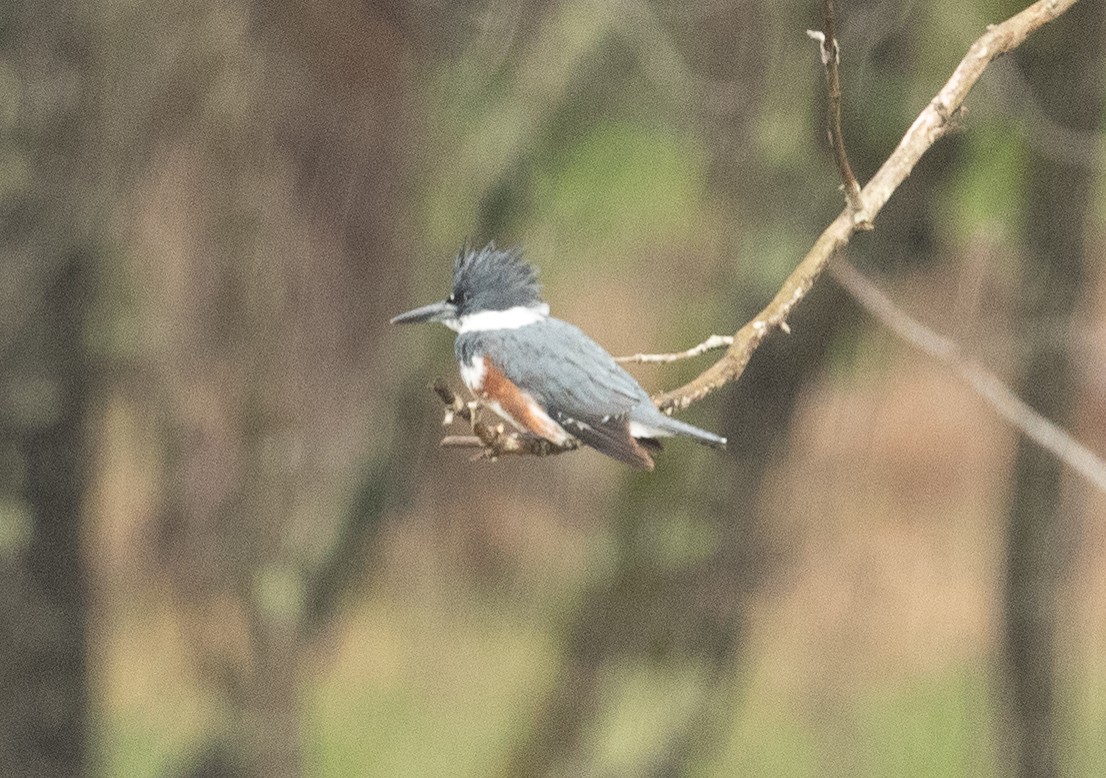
450 243 543 314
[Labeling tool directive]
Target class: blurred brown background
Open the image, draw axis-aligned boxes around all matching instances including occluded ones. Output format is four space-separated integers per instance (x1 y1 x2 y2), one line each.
1 0 1105 776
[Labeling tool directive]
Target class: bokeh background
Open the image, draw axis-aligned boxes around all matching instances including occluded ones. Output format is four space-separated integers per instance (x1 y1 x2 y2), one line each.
2 0 1105 776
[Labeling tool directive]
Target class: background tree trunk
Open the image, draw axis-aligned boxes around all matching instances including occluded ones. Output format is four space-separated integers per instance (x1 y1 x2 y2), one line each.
0 2 97 774
1002 2 1106 776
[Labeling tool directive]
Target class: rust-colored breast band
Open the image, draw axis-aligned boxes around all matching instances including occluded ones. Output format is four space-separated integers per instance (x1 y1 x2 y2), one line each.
481 357 565 442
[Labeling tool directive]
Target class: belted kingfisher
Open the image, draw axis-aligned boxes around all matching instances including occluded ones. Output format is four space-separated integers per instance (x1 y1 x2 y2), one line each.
391 244 727 470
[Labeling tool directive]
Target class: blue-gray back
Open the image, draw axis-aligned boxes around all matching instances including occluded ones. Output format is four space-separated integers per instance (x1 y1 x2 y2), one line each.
455 318 651 420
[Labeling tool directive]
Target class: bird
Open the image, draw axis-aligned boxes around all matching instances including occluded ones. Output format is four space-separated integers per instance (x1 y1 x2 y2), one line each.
390 244 727 470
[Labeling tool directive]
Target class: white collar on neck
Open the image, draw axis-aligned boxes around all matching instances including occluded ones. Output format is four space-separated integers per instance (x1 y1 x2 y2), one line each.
446 304 549 333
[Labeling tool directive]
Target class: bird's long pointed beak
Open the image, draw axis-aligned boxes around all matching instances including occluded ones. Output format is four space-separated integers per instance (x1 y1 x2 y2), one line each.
389 299 457 325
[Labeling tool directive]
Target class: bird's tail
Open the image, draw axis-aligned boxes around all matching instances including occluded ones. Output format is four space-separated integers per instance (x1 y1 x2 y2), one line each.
631 414 727 449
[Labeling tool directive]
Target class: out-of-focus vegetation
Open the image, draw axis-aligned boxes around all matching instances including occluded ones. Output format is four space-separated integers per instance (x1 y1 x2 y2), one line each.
1 0 1104 776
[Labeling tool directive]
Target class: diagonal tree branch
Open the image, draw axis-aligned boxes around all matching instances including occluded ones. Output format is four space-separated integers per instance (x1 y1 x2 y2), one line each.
801 0 1106 497
655 0 1081 413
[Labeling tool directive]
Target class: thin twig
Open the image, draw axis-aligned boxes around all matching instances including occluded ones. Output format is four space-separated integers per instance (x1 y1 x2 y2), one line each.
830 258 1106 494
616 334 735 364
439 428 578 460
656 0 1081 413
807 0 868 222
433 379 473 425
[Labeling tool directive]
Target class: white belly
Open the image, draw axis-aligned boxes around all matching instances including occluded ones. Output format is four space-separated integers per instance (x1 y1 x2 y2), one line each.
459 355 487 392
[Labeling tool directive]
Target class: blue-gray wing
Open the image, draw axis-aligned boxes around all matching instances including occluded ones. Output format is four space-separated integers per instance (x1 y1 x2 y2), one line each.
491 319 651 416
459 319 655 469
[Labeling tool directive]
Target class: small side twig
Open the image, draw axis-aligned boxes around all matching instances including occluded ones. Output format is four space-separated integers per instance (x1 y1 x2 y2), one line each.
807 0 868 224
830 258 1106 494
615 334 734 364
433 379 474 425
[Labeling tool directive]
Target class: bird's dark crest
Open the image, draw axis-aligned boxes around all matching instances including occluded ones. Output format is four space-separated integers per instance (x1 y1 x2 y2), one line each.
451 243 543 314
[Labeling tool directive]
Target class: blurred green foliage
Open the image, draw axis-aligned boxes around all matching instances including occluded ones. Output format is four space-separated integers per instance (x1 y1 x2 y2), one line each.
5 0 1105 776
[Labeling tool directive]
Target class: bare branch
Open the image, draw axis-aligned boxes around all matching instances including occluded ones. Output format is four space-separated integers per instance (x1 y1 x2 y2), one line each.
807 0 868 221
615 334 734 364
439 427 578 460
432 380 578 461
433 379 474 425
830 258 1106 494
656 0 1081 413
